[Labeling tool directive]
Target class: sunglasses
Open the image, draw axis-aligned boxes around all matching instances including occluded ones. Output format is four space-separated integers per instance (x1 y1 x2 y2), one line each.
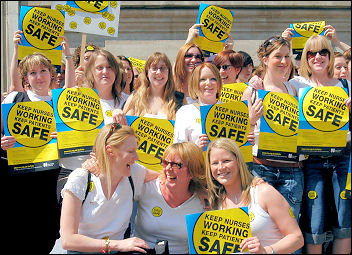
307 49 330 59
161 160 184 170
263 36 283 49
105 123 122 144
217 64 232 71
185 53 203 60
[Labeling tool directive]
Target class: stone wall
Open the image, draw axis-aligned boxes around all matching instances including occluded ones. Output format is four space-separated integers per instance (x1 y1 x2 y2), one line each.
1 1 351 93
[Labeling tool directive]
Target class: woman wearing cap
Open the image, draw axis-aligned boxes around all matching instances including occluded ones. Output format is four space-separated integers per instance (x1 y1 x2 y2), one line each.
237 51 255 83
72 43 100 86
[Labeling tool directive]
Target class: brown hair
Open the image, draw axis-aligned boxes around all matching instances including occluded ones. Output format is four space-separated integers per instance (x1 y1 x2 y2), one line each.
84 49 124 106
173 43 204 92
124 52 177 120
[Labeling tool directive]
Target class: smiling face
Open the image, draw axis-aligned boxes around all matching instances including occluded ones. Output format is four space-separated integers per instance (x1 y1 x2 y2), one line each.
218 59 239 84
92 54 116 89
209 147 239 188
184 46 203 74
263 45 291 79
334 56 348 79
121 60 133 86
109 135 139 177
147 60 169 88
198 66 220 104
307 49 330 75
162 153 192 191
25 65 52 96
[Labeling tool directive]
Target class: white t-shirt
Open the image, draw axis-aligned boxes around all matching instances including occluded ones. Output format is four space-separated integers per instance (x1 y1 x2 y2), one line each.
61 163 146 240
134 178 203 253
173 103 202 144
2 90 52 104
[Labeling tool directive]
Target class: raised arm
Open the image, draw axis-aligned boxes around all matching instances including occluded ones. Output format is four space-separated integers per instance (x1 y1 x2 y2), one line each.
324 25 351 52
9 30 24 93
60 36 75 88
185 23 204 44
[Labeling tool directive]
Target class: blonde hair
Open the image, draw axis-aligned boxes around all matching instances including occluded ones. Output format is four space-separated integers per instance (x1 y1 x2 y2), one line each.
124 52 177 120
161 142 206 194
205 138 254 210
18 52 56 89
84 49 124 106
189 62 222 100
300 35 335 79
173 43 204 92
93 124 136 198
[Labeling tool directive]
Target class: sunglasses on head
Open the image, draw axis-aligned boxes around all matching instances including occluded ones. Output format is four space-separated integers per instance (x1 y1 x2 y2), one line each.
263 36 283 49
161 160 184 170
105 123 122 144
307 49 330 59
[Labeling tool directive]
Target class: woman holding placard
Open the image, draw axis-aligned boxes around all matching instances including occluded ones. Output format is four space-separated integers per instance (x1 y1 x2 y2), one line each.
241 36 303 224
173 62 222 150
173 42 205 104
205 138 304 254
285 34 351 254
1 39 73 252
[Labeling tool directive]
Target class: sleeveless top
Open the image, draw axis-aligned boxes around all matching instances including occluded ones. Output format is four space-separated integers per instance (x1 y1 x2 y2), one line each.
248 186 283 246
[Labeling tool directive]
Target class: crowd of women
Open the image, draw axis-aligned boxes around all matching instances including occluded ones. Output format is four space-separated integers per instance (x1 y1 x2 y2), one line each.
1 21 351 254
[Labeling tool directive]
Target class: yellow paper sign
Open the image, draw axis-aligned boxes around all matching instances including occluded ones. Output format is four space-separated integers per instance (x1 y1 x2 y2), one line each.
219 83 247 103
290 21 325 53
186 208 251 254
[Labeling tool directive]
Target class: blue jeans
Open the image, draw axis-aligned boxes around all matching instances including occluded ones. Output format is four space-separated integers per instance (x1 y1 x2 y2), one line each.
300 149 351 245
252 163 304 223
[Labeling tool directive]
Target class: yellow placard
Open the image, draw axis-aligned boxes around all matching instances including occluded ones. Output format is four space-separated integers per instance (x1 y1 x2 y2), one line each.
291 21 325 53
186 208 251 254
128 117 174 173
219 83 247 103
127 57 146 73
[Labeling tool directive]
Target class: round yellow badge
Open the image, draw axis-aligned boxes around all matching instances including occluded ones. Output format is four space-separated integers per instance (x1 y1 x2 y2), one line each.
340 190 347 200
289 208 295 219
152 206 163 217
308 190 317 200
249 212 255 222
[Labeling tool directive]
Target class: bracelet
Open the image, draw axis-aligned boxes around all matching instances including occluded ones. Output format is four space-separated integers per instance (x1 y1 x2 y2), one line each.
101 237 110 253
64 55 72 59
269 245 275 254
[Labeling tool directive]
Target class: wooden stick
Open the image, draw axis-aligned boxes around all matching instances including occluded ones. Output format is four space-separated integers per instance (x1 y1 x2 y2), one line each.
79 33 87 67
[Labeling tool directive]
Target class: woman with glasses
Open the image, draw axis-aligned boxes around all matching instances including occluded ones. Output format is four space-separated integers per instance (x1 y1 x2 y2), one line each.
56 123 157 253
212 49 244 85
174 43 204 104
286 35 351 254
205 138 304 254
133 142 207 253
242 36 303 224
81 141 207 253
173 62 222 150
